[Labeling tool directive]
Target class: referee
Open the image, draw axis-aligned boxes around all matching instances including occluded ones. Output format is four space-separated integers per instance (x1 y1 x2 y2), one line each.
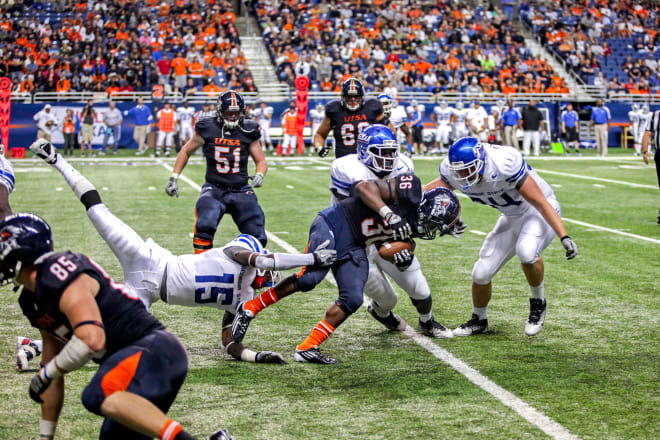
561 103 581 156
641 109 660 224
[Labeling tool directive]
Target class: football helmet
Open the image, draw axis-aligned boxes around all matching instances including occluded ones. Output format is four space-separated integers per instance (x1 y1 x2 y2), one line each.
357 124 399 175
642 104 650 113
341 78 365 111
0 213 53 285
225 234 280 290
217 90 245 128
632 104 640 111
448 136 486 190
456 100 464 110
417 187 461 240
377 93 394 117
438 99 448 109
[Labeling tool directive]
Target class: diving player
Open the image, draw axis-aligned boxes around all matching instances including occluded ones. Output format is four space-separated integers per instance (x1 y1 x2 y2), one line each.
28 139 337 367
314 78 384 158
0 213 233 440
424 137 578 337
329 124 457 338
431 98 454 154
231 174 461 364
166 90 268 252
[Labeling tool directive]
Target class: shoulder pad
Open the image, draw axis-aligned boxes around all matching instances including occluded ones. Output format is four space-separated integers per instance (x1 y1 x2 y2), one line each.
492 146 527 183
240 119 261 140
195 116 217 133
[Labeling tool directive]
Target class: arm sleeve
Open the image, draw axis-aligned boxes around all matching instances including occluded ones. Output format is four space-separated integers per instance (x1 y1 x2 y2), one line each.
501 149 529 189
330 161 353 198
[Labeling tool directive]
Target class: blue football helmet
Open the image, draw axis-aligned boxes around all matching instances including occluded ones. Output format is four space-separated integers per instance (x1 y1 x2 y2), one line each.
357 124 399 175
0 213 53 285
448 136 486 189
417 188 461 240
217 90 245 128
377 93 394 117
632 103 640 112
341 78 365 111
225 234 281 290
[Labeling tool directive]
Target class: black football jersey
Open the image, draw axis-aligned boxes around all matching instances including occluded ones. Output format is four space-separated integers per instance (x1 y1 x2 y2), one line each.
19 252 164 362
325 97 384 158
194 118 261 187
339 174 422 246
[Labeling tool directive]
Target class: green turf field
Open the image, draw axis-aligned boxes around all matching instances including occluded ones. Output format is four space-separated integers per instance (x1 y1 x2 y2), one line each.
1 149 658 440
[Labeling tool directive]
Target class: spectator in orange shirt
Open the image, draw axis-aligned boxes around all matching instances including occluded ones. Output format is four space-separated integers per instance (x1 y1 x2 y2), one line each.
56 77 71 94
203 78 220 96
170 54 188 90
320 77 333 91
188 56 204 87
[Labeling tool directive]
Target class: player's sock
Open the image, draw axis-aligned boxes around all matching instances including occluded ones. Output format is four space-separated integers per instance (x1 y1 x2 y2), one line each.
530 281 545 300
411 296 433 322
297 319 335 351
473 306 487 320
51 155 98 204
193 237 212 254
161 420 197 440
243 287 279 315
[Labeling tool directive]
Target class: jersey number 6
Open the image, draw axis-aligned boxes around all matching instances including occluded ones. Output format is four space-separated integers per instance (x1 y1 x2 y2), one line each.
340 121 370 146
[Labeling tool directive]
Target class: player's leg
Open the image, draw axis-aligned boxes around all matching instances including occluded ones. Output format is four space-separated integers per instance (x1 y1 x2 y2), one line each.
226 189 267 247
295 248 368 364
231 215 333 344
522 130 531 156
165 132 173 157
454 215 518 336
193 185 226 253
363 246 405 331
655 148 660 224
517 199 561 335
156 131 165 157
380 255 453 338
533 130 541 156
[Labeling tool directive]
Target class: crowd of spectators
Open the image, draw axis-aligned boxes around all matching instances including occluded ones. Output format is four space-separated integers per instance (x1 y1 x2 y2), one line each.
521 0 660 94
250 0 571 96
1 0 258 99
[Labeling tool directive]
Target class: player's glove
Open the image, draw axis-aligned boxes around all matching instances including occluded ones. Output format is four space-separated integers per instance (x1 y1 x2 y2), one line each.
250 172 264 188
29 370 51 403
255 351 287 364
317 145 330 158
165 175 179 197
393 249 414 271
442 219 467 238
312 239 336 266
560 235 578 260
383 211 412 241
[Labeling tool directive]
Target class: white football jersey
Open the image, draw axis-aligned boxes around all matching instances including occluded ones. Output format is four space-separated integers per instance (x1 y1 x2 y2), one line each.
164 243 258 312
176 106 196 126
439 143 555 217
389 106 408 129
467 106 489 128
310 108 325 125
329 153 414 205
629 110 641 130
453 108 469 126
433 106 454 126
0 154 15 194
259 106 273 125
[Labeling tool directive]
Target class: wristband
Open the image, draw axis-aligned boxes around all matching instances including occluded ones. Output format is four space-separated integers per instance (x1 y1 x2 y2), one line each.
43 360 61 380
171 173 179 180
240 348 257 362
378 206 394 219
40 419 56 439
560 235 570 241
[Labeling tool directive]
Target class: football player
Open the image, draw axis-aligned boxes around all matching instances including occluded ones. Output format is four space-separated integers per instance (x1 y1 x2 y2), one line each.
407 99 425 155
329 124 457 338
314 78 384 158
424 137 578 337
0 213 233 440
629 104 642 156
175 100 196 152
309 103 325 155
452 100 470 140
378 94 412 153
430 98 454 154
231 173 461 364
256 100 274 153
28 139 336 368
166 90 268 253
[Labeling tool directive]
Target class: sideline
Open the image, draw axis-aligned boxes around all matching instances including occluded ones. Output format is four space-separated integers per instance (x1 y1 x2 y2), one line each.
533 168 657 189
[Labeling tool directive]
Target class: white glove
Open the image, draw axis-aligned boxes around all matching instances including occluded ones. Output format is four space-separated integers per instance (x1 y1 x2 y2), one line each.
165 176 179 197
251 173 264 188
312 239 336 266
560 236 578 260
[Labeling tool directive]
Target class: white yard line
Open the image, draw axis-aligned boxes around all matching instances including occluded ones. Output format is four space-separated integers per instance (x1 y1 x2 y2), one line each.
470 230 488 236
533 168 657 189
162 161 579 439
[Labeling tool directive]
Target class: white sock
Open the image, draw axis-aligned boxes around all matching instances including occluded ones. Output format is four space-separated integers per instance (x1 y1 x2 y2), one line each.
418 312 433 323
473 306 487 320
530 281 545 300
52 155 96 198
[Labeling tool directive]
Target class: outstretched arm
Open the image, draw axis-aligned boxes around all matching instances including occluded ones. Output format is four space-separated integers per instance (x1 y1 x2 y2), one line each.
223 243 336 269
355 179 412 240
221 312 286 364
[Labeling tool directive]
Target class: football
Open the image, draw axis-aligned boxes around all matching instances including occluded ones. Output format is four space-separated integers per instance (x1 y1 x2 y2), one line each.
377 239 416 262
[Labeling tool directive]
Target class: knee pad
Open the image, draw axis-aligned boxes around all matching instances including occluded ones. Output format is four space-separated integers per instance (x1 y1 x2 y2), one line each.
517 240 540 266
472 259 494 285
363 267 398 312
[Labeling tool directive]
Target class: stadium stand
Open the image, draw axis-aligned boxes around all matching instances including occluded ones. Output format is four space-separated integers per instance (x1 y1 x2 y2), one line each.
520 0 660 94
2 0 258 99
249 0 571 95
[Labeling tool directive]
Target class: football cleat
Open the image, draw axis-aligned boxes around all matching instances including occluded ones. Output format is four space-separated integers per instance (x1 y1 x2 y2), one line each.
367 303 406 331
419 318 454 339
16 337 41 371
453 314 488 336
209 428 233 440
294 347 337 364
231 303 254 343
524 298 547 336
29 138 58 164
